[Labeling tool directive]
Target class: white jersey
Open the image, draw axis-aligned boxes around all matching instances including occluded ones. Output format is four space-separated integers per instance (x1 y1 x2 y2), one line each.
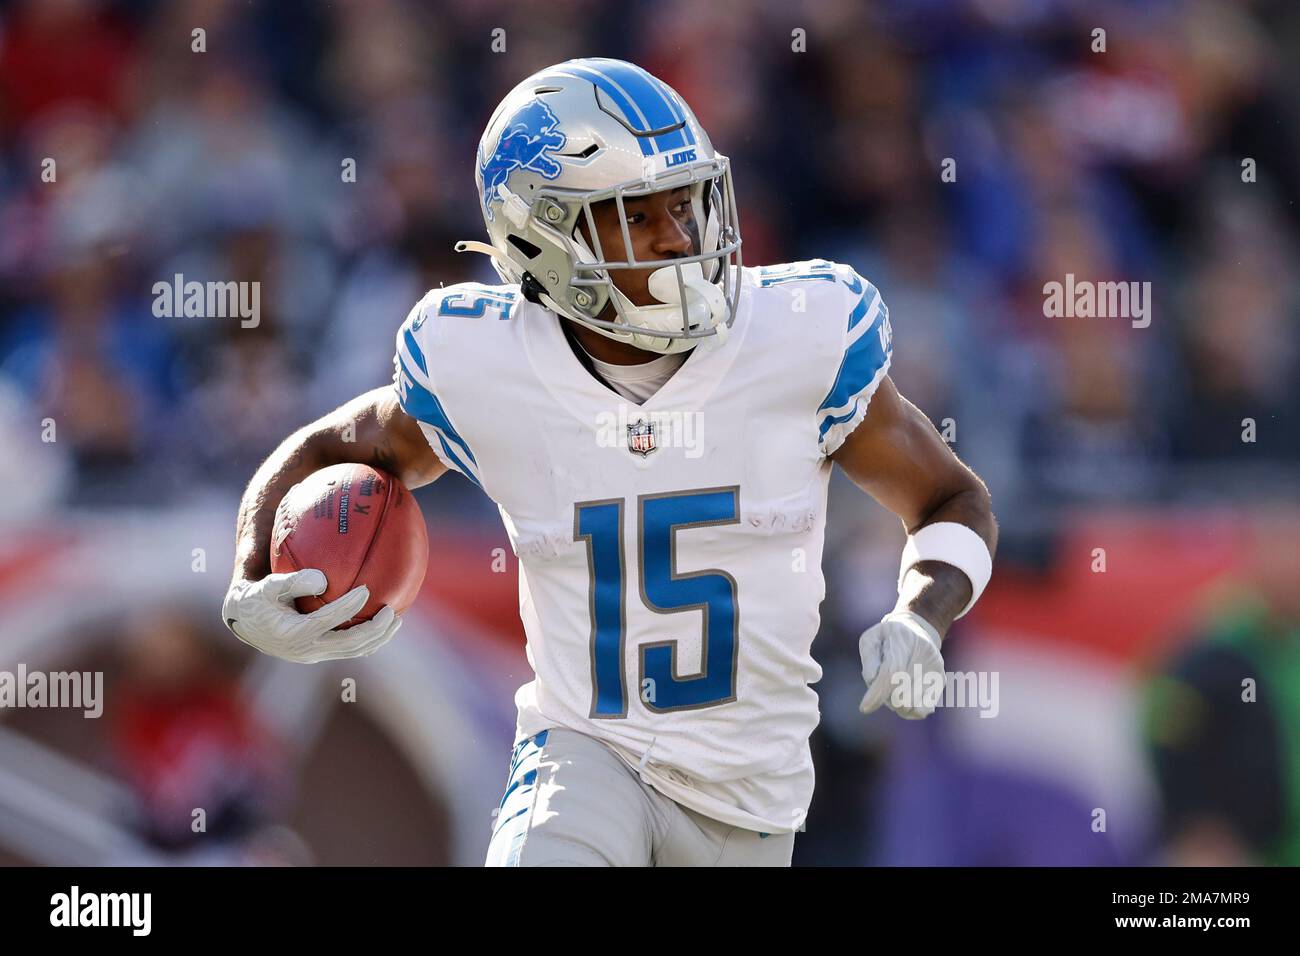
393 260 893 833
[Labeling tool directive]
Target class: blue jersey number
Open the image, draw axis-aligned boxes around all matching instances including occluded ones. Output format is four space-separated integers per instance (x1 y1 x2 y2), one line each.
575 487 740 718
436 290 516 320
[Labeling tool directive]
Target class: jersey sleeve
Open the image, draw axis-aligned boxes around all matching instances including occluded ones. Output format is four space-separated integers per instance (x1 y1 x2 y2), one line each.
391 293 484 488
815 264 893 457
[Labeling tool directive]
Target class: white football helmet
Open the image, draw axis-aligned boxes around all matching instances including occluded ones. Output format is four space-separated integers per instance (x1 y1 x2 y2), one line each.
457 57 743 354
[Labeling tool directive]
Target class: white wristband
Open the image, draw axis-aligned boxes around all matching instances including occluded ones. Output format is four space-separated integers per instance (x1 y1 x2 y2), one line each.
897 522 992 620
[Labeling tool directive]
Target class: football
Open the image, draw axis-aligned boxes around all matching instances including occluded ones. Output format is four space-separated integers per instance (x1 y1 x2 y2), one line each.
270 463 429 628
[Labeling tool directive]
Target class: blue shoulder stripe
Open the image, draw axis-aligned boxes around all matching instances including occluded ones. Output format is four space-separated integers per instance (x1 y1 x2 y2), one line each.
395 355 481 487
847 285 880 332
432 433 482 489
817 311 890 417
818 399 868 442
402 327 427 376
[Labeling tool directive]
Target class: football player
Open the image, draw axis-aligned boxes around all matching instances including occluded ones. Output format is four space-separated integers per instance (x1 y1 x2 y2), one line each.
223 58 997 866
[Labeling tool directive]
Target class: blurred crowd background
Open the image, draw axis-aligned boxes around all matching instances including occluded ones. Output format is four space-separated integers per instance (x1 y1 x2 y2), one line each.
1 0 1298 866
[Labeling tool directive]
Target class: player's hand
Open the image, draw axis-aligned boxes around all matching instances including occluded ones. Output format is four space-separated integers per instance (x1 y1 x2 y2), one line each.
858 610 945 719
221 569 401 664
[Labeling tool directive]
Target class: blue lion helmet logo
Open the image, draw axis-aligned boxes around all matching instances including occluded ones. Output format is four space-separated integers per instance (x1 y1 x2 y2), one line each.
480 100 567 221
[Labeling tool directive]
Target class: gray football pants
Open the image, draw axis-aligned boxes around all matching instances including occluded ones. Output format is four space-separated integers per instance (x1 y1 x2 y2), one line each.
484 727 795 867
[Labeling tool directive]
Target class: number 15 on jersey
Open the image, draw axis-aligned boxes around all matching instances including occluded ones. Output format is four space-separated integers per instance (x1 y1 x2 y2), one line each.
574 487 740 718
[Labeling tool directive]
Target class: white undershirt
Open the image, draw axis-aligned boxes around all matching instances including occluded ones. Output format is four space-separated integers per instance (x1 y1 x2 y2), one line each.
578 342 689 404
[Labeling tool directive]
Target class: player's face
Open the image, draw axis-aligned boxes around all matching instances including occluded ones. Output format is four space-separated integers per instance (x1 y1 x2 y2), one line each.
578 186 698 309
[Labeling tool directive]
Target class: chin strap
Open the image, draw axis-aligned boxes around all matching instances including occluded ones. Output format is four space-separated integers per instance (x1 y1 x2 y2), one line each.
455 240 554 308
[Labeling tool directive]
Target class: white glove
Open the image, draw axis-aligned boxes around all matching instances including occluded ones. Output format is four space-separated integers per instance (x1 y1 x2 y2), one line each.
858 610 945 719
222 569 401 664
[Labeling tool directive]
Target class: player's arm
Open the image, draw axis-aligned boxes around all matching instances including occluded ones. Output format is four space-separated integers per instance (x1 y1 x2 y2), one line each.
830 375 997 718
830 375 997 636
223 387 446 663
232 387 445 585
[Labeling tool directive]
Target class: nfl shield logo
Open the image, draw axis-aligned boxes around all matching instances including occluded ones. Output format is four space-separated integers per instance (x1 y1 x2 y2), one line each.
627 419 658 457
